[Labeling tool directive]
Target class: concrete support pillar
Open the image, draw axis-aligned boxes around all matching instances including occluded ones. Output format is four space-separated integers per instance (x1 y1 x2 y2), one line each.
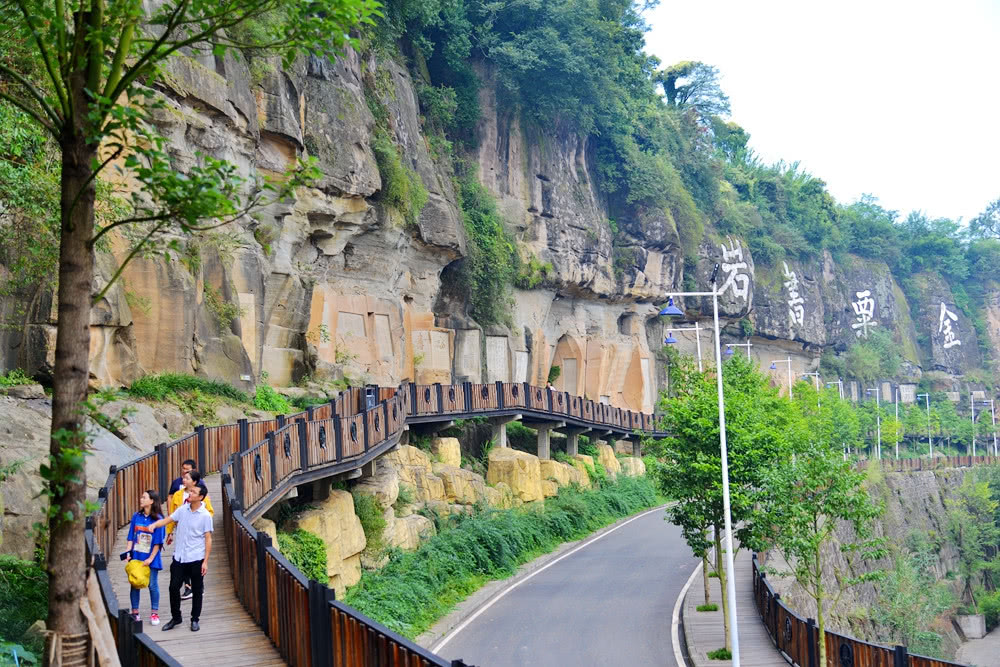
310 479 330 502
632 439 641 457
566 432 580 456
488 415 520 449
536 424 553 460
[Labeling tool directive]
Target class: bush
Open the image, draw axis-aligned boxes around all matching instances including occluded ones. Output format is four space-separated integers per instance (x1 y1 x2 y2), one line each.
342 475 658 638
289 395 331 411
126 373 249 403
696 603 718 612
707 648 732 660
352 492 387 560
0 556 47 653
0 369 32 387
371 128 427 227
276 530 327 583
393 484 414 513
253 384 291 413
981 590 1000 630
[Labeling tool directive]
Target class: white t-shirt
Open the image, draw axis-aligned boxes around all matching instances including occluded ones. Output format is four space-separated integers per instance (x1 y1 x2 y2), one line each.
170 503 213 563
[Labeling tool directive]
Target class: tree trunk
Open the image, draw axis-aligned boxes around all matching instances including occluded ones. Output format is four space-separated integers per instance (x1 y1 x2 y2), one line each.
815 545 826 666
703 553 711 605
45 81 98 662
715 526 731 652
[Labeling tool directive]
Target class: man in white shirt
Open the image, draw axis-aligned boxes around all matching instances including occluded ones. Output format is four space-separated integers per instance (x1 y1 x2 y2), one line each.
138 482 213 632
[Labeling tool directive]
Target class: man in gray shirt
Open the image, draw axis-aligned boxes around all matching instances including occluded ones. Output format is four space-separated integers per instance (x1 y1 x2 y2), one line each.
138 482 213 631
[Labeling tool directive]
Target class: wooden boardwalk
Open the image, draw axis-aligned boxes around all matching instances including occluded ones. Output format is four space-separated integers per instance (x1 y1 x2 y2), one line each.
684 549 785 666
110 475 285 666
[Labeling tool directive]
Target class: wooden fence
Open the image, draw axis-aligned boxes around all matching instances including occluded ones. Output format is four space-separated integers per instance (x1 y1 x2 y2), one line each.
751 554 963 667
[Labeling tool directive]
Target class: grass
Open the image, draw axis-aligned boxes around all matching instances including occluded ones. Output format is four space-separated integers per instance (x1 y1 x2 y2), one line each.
342 475 658 638
696 603 719 612
707 648 732 660
708 571 719 578
126 373 249 403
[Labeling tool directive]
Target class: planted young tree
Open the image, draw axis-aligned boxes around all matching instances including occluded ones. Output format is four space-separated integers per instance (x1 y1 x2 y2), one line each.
946 476 1000 611
760 442 886 666
658 353 801 652
0 0 378 657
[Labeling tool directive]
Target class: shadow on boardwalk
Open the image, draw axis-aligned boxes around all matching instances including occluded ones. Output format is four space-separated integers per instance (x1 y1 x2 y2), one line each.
109 475 285 666
683 549 783 667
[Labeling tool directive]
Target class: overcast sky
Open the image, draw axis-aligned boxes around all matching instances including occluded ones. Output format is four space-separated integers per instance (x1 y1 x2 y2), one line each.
643 0 1000 224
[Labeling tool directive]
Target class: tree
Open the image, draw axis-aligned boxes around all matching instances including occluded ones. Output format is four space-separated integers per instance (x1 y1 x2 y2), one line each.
657 353 801 651
760 442 886 666
0 0 378 657
947 477 1000 610
970 196 1000 239
659 60 730 119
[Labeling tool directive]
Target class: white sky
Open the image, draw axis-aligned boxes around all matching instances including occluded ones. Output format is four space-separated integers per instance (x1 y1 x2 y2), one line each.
643 0 1000 223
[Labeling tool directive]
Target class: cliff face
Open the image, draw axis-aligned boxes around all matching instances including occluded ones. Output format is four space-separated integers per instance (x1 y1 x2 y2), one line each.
0 50 993 407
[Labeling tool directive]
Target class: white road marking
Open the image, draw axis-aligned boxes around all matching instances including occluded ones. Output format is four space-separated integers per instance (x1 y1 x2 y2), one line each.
672 558 704 667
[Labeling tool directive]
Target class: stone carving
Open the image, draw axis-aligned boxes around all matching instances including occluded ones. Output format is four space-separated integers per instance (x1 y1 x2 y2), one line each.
719 237 751 301
851 290 877 338
938 302 961 349
782 262 805 329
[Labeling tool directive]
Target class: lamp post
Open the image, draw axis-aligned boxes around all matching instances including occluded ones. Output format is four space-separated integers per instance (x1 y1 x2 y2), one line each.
724 338 753 359
916 392 932 457
826 379 844 400
802 371 820 391
975 399 996 456
664 321 704 373
971 393 976 458
659 264 741 666
769 357 793 399
893 386 900 459
866 388 882 460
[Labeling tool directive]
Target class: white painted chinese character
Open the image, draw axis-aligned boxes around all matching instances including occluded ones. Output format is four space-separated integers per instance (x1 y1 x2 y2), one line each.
938 302 961 349
782 262 805 328
851 290 877 338
719 237 750 301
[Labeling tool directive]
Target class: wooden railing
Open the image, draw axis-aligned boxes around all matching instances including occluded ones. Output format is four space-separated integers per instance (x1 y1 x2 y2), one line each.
751 554 963 667
83 381 662 665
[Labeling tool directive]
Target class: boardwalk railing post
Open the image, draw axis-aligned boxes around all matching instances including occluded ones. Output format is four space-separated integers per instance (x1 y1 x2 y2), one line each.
362 401 370 452
196 424 207 472
267 431 277 488
435 382 444 411
806 617 817 667
156 442 168 504
410 382 418 414
894 645 908 667
334 418 344 462
276 414 285 429
463 381 472 410
238 418 249 452
298 418 309 471
308 580 333 667
257 533 271 632
496 380 504 409
306 405 315 422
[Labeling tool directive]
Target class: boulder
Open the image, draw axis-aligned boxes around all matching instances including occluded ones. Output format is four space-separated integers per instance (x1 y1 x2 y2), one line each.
6 384 44 399
539 459 572 486
99 400 171 450
484 481 515 509
541 480 559 498
570 454 595 486
487 447 542 503
432 462 487 505
253 517 281 553
595 444 622 479
384 445 445 502
286 489 366 597
352 457 399 508
619 457 646 477
432 437 462 467
388 513 435 551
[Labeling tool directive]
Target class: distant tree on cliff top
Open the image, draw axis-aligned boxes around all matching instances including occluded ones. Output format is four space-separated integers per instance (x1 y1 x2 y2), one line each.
0 0 377 659
659 61 730 119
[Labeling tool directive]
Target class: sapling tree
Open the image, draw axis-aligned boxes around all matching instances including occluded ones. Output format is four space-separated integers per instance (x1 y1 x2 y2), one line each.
760 442 886 666
946 476 1000 609
0 0 378 658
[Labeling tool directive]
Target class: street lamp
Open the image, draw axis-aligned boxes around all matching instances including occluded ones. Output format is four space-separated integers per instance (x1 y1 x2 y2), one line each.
802 371 820 391
866 388 882 460
975 399 996 456
826 379 844 400
664 321 705 372
971 393 977 458
769 357 793 399
724 338 753 359
916 393 932 457
893 386 900 459
659 263 741 666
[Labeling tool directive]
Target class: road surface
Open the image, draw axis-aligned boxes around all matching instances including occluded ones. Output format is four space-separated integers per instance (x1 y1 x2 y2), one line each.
436 507 698 666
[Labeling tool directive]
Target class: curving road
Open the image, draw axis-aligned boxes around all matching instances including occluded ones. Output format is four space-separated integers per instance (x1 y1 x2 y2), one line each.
435 507 698 667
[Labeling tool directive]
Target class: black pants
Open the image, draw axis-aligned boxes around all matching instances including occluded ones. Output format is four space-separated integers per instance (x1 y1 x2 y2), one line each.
168 559 204 622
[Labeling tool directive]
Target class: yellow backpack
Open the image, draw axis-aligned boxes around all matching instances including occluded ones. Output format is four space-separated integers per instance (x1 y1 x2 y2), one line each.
126 559 150 589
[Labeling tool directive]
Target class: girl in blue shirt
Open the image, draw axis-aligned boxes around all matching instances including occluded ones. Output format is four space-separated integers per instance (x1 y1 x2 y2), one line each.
126 490 165 625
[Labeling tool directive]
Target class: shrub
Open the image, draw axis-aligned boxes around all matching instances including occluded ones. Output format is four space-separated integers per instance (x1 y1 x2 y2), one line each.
707 648 732 660
343 475 658 638
276 530 327 583
253 384 291 413
352 492 387 560
371 129 427 228
393 484 414 513
126 373 249 403
0 556 47 653
696 603 718 612
289 395 331 411
0 369 32 387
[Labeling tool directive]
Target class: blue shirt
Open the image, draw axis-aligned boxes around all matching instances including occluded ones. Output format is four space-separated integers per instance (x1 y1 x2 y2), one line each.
127 511 165 570
169 476 184 496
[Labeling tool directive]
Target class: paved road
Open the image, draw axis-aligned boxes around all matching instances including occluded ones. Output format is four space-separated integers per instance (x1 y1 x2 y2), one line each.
437 507 699 667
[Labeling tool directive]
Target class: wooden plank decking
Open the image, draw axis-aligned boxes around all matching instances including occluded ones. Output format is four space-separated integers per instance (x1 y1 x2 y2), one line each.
109 475 285 666
684 549 785 666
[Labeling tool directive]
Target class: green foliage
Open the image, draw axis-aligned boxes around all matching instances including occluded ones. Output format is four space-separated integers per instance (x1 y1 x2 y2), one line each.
0 370 32 387
289 395 332 410
343 475 657 637
393 484 415 513
126 373 250 403
0 556 47 654
547 365 562 384
253 224 276 255
352 491 388 560
843 329 902 383
514 255 553 290
706 648 731 660
253 384 291 413
203 284 245 332
696 603 718 612
371 129 428 227
276 530 328 583
946 476 1000 611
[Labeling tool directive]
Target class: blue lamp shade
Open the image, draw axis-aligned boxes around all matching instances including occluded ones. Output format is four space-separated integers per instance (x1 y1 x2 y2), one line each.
769 362 777 370
664 333 678 344
724 345 734 357
659 297 684 317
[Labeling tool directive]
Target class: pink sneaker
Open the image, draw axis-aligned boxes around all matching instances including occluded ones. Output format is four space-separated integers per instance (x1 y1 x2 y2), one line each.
150 613 160 626
132 612 141 622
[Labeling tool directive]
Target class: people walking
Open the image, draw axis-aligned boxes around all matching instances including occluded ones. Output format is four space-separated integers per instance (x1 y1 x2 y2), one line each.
167 468 214 600
139 482 213 632
169 459 196 496
124 490 165 625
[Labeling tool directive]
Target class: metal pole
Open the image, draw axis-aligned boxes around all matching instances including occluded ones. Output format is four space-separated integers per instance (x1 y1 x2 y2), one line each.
695 322 703 373
992 400 996 456
786 357 793 400
917 393 931 457
971 392 976 458
711 281 740 666
894 387 899 459
876 389 881 460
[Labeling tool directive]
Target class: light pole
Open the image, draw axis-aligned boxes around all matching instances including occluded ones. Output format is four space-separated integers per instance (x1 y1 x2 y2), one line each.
659 263 741 666
724 338 753 359
971 393 976 458
866 388 882 460
769 357 793 399
916 392 932 457
664 321 704 373
975 399 996 456
894 386 900 459
802 371 820 391
826 379 844 400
